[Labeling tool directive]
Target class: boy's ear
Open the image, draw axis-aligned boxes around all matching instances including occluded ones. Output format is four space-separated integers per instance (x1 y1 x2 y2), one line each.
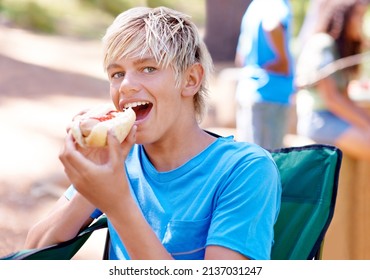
182 63 204 97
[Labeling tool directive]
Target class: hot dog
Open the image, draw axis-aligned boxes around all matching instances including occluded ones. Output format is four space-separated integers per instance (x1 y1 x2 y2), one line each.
70 104 136 148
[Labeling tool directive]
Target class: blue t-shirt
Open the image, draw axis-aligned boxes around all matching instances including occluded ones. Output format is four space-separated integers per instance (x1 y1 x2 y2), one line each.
65 136 281 260
236 0 295 104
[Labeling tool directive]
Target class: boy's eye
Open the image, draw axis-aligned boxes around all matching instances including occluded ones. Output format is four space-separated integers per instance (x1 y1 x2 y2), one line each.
111 72 124 79
143 67 156 73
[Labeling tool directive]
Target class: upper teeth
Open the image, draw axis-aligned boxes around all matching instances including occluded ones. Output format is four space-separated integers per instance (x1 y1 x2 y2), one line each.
124 101 150 109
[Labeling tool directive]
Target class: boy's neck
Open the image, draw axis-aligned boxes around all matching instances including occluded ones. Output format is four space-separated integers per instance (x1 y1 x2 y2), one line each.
143 125 216 172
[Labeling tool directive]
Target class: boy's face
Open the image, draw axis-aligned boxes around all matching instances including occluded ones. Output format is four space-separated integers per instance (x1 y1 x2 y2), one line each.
107 55 187 144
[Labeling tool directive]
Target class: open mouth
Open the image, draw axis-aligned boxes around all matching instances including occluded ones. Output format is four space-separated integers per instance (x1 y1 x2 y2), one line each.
124 101 153 121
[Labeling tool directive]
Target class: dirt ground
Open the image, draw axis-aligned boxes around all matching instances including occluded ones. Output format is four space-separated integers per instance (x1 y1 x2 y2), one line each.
0 25 115 259
0 25 237 259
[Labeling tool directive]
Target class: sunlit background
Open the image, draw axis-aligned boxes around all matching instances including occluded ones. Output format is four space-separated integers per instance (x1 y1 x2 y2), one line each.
1 0 370 260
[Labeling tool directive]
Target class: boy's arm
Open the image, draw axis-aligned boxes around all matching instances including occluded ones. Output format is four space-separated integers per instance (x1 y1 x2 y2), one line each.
24 192 95 249
106 196 174 260
317 77 370 130
205 246 249 260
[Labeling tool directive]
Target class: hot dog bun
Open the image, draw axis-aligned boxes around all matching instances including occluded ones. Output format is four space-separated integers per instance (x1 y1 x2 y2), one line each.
71 104 136 148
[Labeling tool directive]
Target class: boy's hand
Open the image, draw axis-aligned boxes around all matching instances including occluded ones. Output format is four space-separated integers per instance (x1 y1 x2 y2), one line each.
59 125 137 214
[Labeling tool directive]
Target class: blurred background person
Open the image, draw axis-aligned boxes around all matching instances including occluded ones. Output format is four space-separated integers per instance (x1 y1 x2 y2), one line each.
297 0 326 50
234 0 295 150
295 0 370 161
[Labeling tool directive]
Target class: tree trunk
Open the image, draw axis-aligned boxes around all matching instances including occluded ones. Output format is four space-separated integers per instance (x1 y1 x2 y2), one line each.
204 0 251 63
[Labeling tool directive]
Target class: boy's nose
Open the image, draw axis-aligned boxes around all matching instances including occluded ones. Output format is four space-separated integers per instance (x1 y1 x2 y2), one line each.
119 72 140 96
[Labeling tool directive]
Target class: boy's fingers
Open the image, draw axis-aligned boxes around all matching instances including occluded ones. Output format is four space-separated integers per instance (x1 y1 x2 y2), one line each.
107 125 136 162
125 125 137 146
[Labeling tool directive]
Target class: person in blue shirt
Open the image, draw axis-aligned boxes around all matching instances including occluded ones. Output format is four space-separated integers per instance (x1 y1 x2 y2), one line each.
24 6 281 260
235 0 295 150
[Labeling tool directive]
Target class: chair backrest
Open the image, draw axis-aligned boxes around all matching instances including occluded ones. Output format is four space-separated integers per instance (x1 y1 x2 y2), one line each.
270 144 342 260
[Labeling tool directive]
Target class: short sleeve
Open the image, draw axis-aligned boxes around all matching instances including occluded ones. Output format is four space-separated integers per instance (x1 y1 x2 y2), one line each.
264 0 291 29
206 155 281 260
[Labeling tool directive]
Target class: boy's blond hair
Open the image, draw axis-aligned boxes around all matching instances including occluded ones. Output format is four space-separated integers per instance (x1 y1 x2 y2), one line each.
102 6 213 122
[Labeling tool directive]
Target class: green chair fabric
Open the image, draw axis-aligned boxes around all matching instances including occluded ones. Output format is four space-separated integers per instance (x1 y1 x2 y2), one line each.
1 215 108 260
270 144 341 260
1 144 341 260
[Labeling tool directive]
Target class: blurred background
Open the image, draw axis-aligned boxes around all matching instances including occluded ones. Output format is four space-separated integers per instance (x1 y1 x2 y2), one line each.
1 0 370 260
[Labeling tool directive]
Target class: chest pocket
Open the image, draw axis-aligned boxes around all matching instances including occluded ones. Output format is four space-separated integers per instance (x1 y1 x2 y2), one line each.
162 216 211 260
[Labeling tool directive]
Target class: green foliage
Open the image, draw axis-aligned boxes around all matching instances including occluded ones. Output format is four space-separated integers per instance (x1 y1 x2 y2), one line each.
290 0 310 37
25 2 56 33
0 0 205 38
147 0 173 8
1 1 56 33
78 0 146 16
97 0 132 16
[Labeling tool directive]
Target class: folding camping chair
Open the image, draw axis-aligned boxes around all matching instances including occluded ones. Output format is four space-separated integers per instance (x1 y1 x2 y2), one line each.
270 144 341 259
1 144 342 260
